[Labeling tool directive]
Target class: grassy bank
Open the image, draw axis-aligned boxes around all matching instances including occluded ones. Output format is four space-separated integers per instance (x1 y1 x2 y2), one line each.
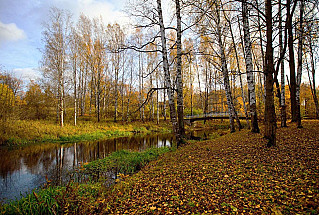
0 147 172 214
100 120 318 214
3 121 318 214
0 119 172 145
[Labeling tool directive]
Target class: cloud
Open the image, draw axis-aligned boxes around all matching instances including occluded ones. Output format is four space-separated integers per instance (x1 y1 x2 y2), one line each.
78 0 129 25
48 0 131 28
13 67 41 81
0 21 27 45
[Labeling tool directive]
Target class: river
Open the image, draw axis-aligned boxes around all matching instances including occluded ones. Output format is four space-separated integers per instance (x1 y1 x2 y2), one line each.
0 133 174 203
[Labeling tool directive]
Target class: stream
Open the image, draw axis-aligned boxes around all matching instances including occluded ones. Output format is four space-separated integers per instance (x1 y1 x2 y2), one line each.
0 133 175 203
0 128 217 203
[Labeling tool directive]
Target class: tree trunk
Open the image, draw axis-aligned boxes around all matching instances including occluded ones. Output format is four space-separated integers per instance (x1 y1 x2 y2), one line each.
114 64 118 122
175 0 185 136
74 58 77 126
127 59 133 121
163 88 167 121
279 0 287 127
242 0 259 133
157 0 180 142
296 0 304 128
216 3 235 133
156 74 160 124
287 0 297 122
307 33 319 118
264 0 276 147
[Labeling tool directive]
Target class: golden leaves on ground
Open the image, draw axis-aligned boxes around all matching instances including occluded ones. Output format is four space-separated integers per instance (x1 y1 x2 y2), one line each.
101 121 319 214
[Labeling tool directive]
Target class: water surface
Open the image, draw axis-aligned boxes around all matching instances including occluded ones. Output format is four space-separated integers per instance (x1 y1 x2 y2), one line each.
0 133 174 202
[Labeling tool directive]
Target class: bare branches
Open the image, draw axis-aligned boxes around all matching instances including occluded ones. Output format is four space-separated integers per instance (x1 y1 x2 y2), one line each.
131 87 167 114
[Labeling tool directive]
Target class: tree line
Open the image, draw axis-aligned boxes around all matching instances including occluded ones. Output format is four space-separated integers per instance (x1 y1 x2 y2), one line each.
1 0 318 147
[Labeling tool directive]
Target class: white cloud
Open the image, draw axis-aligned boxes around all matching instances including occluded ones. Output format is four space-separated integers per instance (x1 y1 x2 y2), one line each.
77 0 131 27
13 67 41 81
49 0 131 28
0 21 27 45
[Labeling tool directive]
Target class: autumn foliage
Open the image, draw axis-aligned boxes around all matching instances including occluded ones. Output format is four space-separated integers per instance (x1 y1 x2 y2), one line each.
100 121 319 214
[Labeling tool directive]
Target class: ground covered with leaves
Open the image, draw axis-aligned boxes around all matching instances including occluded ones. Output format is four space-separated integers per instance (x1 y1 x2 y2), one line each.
101 120 319 214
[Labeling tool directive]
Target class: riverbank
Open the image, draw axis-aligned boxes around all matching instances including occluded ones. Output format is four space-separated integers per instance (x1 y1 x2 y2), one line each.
2 120 317 214
0 119 172 145
102 120 319 214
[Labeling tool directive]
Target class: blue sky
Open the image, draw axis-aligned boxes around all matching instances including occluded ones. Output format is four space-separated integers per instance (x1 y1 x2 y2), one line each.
1 0 317 87
0 0 127 83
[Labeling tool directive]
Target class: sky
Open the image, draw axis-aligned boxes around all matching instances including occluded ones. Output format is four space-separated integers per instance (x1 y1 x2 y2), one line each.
0 0 128 84
0 0 317 88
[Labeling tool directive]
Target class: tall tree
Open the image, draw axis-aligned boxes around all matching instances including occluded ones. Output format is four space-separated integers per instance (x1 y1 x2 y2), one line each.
157 0 180 142
306 22 319 118
216 1 236 132
287 0 298 122
242 0 260 133
175 0 185 136
41 7 71 127
264 0 277 147
296 0 304 128
279 0 287 127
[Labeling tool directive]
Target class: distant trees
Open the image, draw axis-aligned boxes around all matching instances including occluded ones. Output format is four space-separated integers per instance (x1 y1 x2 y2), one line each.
0 83 15 120
2 0 313 147
23 81 48 120
0 70 22 120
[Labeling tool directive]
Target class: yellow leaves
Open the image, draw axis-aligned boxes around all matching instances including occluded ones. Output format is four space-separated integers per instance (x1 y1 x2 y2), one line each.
271 207 283 215
99 121 319 214
150 206 156 210
230 204 238 212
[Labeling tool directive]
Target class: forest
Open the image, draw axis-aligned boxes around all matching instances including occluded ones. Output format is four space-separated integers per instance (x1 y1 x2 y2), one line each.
0 0 319 213
0 0 318 146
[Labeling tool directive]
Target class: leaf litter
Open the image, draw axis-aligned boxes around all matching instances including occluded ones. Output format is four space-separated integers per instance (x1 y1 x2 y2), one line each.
99 120 319 214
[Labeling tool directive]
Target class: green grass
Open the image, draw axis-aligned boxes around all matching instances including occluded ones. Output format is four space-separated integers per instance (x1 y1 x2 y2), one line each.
0 147 172 214
84 147 172 178
0 119 172 145
0 183 105 215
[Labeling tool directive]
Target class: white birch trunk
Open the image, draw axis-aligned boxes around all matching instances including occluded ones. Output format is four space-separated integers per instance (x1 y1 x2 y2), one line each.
216 4 235 132
242 1 259 133
157 0 180 141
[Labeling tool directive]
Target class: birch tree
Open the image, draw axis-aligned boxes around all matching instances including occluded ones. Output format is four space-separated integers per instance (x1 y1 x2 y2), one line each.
156 0 180 142
175 0 185 136
242 0 260 133
41 7 71 127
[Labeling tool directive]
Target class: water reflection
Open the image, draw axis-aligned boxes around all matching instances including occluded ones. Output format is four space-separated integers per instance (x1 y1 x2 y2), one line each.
0 133 174 202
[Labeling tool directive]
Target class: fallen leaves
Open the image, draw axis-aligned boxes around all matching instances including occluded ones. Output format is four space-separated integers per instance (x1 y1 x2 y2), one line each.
100 121 319 214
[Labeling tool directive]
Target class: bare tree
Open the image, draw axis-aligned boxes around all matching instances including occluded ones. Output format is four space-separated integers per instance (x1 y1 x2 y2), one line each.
41 7 71 127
